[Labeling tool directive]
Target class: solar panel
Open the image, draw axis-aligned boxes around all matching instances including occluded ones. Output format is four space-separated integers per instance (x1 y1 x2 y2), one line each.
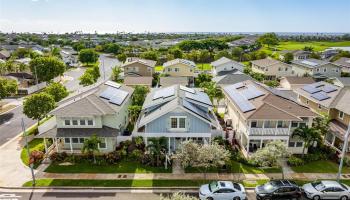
153 86 175 100
185 91 212 106
182 99 209 120
109 90 129 105
323 85 337 93
232 82 245 89
311 92 330 101
105 81 121 89
99 87 119 100
302 85 322 94
301 60 318 66
180 85 195 94
224 86 255 113
240 85 265 100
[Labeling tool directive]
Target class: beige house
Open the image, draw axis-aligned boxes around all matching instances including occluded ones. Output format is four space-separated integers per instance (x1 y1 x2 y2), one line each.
291 59 341 79
251 58 294 80
36 81 134 154
280 76 315 90
163 59 196 77
295 81 350 154
122 57 156 77
279 50 311 61
223 80 316 157
333 57 350 73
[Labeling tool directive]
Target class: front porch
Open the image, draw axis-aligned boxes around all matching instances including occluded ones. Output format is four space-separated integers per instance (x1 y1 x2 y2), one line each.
325 120 350 154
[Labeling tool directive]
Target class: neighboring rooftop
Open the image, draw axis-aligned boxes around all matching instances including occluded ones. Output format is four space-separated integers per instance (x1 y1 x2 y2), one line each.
163 58 196 68
211 57 244 68
213 73 252 86
333 57 350 69
223 80 316 120
251 57 281 67
124 76 153 86
291 58 331 68
159 76 188 87
281 76 315 85
123 57 156 68
51 81 134 117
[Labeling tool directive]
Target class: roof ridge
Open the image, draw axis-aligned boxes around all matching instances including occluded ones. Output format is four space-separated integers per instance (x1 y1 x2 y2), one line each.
86 95 106 115
263 96 302 120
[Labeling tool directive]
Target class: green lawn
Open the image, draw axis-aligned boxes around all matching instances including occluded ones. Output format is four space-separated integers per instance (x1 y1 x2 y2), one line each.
185 161 281 174
20 138 45 168
45 160 172 173
196 63 212 71
260 41 350 54
291 160 350 173
155 65 163 72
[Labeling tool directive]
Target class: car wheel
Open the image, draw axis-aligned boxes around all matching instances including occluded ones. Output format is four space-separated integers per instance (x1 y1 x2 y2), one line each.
233 197 241 200
206 197 213 200
340 196 348 200
313 195 321 200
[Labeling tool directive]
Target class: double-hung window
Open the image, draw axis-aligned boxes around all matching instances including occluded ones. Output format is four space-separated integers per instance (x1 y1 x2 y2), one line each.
98 138 107 149
339 111 344 120
170 117 186 130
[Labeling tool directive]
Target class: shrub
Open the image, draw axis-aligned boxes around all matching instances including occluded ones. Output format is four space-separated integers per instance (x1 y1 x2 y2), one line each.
134 136 145 150
130 149 143 161
287 156 304 166
141 153 153 166
105 151 122 164
49 152 68 162
29 150 44 165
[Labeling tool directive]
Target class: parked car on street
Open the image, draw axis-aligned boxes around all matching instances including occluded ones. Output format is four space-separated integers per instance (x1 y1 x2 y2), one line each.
255 180 303 200
199 181 247 200
302 180 350 200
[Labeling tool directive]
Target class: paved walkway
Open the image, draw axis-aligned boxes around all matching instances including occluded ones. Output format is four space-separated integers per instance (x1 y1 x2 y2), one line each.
0 134 38 187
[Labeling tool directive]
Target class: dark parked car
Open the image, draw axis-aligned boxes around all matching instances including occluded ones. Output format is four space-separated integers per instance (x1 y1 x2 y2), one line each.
255 180 303 200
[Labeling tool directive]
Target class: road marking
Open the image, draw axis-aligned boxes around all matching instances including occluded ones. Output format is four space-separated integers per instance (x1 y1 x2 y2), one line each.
0 193 22 200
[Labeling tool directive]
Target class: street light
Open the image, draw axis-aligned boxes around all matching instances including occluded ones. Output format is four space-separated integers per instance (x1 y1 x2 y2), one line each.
21 118 36 186
337 122 350 182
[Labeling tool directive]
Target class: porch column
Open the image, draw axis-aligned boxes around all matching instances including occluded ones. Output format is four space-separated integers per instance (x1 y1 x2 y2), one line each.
145 137 148 146
332 135 336 146
69 137 73 153
260 139 263 149
168 137 170 153
43 138 48 153
246 140 250 153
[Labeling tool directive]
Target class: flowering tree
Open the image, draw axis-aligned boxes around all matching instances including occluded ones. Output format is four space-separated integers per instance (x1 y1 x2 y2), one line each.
250 140 290 167
160 192 197 200
175 140 230 179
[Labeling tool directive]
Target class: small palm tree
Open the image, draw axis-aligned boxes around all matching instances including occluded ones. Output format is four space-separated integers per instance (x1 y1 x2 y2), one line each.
200 81 223 107
128 105 142 124
147 137 168 167
81 134 101 164
292 127 321 157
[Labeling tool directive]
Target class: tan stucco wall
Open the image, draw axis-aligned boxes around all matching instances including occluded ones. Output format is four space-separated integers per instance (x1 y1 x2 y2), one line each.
124 62 153 77
252 63 294 78
163 63 195 77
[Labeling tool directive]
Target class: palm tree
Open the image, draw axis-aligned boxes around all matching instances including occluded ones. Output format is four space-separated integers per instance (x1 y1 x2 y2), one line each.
128 105 142 124
292 127 321 157
147 137 168 167
81 134 101 164
199 82 224 107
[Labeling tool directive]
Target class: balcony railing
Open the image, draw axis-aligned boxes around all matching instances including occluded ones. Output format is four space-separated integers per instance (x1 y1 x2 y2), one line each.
249 128 290 136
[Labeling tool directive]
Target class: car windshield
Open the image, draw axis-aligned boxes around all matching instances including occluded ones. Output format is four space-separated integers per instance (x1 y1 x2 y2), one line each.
312 182 326 191
209 181 219 192
263 182 277 192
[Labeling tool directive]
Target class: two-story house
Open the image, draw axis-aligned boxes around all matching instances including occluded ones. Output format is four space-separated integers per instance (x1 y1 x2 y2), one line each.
162 59 197 86
333 57 350 73
211 57 244 76
133 85 223 152
291 58 341 79
251 58 294 80
122 57 156 77
279 50 311 61
36 81 134 153
223 80 316 157
295 80 350 154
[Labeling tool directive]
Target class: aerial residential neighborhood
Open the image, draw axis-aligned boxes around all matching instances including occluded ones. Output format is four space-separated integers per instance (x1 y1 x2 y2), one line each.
1 1 350 200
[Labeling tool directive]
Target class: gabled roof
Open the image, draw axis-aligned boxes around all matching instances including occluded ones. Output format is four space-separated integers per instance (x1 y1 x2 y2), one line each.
223 80 316 121
122 57 156 68
137 85 219 129
250 58 281 67
163 59 196 68
160 77 188 87
211 57 244 68
333 57 350 69
214 73 252 85
51 81 134 117
281 76 315 85
124 76 153 86
291 58 337 69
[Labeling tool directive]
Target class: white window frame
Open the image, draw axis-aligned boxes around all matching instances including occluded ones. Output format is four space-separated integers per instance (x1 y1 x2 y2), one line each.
169 116 187 131
339 111 344 120
64 119 71 126
323 68 327 72
98 138 107 149
87 119 94 126
175 68 180 72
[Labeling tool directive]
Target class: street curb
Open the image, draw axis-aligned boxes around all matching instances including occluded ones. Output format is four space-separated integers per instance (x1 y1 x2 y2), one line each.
0 186 256 190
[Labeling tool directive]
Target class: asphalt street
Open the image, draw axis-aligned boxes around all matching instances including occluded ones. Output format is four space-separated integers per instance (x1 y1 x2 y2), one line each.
0 54 120 146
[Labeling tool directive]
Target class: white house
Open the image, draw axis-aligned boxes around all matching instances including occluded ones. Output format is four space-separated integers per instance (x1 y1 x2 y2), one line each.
211 57 245 76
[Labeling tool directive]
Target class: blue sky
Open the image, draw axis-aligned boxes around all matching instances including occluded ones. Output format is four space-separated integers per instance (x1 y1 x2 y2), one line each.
0 0 349 33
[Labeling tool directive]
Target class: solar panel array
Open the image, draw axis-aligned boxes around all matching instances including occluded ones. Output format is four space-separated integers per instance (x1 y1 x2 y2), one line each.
224 85 256 113
239 85 265 100
302 82 338 102
301 60 318 66
99 86 129 106
185 91 212 106
180 85 195 94
153 86 175 100
183 99 209 120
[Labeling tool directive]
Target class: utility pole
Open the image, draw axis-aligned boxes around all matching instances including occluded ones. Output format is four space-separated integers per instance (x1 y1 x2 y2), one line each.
21 118 36 186
34 65 39 91
102 58 106 80
337 123 350 182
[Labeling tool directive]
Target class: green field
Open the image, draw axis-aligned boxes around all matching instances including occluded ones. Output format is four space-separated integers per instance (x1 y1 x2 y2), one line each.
155 65 163 72
196 63 212 71
45 160 172 173
261 41 350 55
291 160 350 173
